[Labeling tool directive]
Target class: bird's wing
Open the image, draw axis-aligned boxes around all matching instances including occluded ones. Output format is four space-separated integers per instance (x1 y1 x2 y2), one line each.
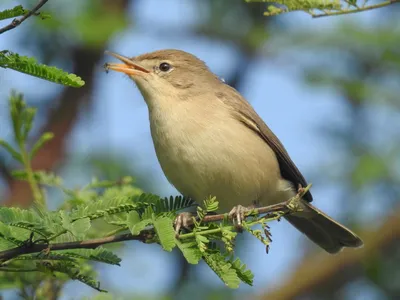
216 87 313 202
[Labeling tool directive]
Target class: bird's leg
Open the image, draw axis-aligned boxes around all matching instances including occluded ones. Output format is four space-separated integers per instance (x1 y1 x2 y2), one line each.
174 212 194 237
297 183 305 195
228 201 259 228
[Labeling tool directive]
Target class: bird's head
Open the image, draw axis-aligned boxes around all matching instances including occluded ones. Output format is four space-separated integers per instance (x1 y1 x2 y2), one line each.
105 49 221 107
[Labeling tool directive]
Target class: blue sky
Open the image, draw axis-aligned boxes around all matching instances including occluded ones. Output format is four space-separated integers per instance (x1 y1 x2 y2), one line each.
0 0 385 298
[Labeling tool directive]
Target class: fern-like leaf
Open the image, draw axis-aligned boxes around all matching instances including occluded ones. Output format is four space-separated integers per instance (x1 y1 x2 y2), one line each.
0 5 27 21
126 211 152 235
154 195 197 213
153 216 175 251
0 51 85 87
229 257 254 286
12 170 63 187
175 240 202 264
37 261 106 292
60 212 91 239
202 252 241 289
57 248 121 265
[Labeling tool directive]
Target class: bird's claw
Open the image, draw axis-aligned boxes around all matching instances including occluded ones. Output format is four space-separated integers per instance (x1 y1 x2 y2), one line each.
228 205 251 229
174 212 193 237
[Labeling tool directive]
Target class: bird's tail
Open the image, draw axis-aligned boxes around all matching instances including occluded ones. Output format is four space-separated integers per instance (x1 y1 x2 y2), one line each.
285 201 363 254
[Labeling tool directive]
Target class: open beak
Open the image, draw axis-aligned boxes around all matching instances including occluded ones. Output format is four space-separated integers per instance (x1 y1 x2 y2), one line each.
104 51 150 76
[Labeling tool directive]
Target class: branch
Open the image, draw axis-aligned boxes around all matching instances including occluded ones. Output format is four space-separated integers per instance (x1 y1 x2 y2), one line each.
247 0 399 18
259 205 400 300
0 231 155 261
0 0 49 35
312 0 399 18
0 190 306 262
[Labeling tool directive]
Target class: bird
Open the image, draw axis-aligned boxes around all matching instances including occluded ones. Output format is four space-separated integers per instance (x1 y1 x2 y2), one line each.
104 49 363 254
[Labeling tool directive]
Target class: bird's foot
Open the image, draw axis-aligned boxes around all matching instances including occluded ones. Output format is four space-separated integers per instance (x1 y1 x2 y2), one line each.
228 205 253 230
297 183 305 195
174 212 194 237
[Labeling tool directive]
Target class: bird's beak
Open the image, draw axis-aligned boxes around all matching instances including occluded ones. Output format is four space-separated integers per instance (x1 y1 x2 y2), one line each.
104 51 150 76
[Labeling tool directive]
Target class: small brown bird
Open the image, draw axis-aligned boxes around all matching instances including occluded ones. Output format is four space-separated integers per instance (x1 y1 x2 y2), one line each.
105 49 363 254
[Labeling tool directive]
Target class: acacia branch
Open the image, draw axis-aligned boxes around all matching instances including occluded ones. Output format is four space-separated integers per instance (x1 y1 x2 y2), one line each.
0 231 154 261
0 190 307 262
0 0 49 35
312 0 399 18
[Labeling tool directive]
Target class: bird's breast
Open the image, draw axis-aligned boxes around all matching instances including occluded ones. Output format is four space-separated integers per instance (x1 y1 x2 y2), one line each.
148 99 283 210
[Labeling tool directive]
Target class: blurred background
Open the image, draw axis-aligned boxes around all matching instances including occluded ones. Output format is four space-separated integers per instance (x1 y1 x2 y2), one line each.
0 0 399 299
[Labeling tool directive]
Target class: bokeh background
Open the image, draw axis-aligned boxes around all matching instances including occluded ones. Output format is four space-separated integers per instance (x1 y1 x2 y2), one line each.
0 0 399 299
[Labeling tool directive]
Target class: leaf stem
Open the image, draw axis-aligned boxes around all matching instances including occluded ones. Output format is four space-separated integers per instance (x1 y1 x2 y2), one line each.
19 139 45 210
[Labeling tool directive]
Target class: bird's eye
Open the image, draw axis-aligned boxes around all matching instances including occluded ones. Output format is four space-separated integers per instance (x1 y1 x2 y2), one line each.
159 62 171 72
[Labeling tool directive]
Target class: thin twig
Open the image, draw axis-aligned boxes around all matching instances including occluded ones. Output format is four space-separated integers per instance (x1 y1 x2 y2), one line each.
0 0 49 35
313 0 399 18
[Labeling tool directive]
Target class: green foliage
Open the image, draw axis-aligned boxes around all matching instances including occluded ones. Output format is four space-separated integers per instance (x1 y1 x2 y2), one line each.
175 240 203 264
0 95 289 294
153 217 176 251
12 170 63 187
1 3 77 88
0 93 49 209
55 248 121 265
202 251 252 289
246 0 396 18
73 0 128 48
0 5 50 21
0 51 85 87
0 5 28 21
37 261 106 292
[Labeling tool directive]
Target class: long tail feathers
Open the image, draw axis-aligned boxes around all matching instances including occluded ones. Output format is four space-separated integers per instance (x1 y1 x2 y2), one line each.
285 201 363 254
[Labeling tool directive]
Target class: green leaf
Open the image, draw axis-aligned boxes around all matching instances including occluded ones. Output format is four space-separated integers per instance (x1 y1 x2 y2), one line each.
21 107 36 139
203 196 218 213
12 170 63 187
60 212 91 239
70 199 140 221
126 211 151 235
229 257 254 286
203 252 241 289
153 217 175 251
83 176 134 190
70 218 91 239
9 221 52 238
0 222 24 249
0 207 42 225
175 239 202 264
247 0 342 17
30 132 54 159
0 139 22 163
37 261 106 292
9 91 25 142
195 234 209 253
57 248 121 265
221 227 237 253
0 51 85 87
0 5 27 21
154 195 197 213
103 214 127 226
